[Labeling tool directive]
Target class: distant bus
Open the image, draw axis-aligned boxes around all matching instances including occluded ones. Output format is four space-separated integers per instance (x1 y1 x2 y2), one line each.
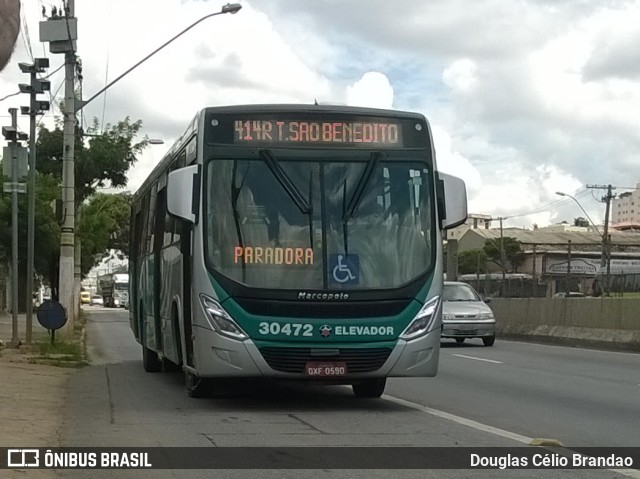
129 104 466 398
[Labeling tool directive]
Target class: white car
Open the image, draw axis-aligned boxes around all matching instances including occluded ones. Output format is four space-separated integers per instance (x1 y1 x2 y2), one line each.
90 295 104 306
441 281 496 347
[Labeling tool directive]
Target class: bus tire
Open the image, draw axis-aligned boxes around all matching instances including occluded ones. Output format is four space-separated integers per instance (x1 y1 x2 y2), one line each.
352 378 386 398
142 343 162 372
482 335 495 347
141 306 162 373
185 370 211 398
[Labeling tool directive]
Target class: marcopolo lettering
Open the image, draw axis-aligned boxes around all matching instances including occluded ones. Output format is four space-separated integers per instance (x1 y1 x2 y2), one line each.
298 291 349 301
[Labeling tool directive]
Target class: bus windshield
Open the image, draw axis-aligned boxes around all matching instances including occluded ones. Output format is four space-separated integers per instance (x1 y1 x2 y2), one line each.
205 151 435 290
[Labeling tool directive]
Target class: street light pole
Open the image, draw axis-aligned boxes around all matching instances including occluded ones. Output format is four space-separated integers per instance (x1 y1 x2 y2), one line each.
555 191 607 294
555 192 602 235
59 5 77 335
76 3 242 112
44 2 241 334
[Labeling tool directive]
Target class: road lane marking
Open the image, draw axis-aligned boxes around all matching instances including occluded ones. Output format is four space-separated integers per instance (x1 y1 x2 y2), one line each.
383 395 532 444
451 354 503 364
384 395 640 479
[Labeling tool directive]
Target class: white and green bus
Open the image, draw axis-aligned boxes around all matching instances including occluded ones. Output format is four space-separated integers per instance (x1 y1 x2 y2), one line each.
129 104 466 398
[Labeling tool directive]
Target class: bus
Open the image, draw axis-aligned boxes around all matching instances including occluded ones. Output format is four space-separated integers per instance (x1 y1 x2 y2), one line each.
129 104 466 398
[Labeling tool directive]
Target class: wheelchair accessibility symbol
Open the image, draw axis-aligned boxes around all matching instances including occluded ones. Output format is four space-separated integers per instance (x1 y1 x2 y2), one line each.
330 254 359 285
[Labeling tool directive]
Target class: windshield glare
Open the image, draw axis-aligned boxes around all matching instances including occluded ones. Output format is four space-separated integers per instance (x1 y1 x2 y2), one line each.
205 154 435 290
444 284 481 302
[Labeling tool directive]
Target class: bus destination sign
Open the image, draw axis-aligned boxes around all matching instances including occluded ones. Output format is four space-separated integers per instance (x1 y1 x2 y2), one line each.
233 120 403 147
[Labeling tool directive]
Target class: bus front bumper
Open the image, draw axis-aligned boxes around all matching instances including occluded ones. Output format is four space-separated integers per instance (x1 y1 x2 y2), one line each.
192 326 441 379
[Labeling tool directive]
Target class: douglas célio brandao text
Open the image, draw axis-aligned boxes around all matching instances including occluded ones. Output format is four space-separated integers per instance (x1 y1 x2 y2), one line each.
470 452 634 469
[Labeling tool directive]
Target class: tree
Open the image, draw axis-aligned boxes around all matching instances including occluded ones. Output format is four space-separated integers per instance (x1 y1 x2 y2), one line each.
574 217 590 227
483 237 525 273
458 249 488 275
0 162 60 308
36 116 148 209
77 192 133 276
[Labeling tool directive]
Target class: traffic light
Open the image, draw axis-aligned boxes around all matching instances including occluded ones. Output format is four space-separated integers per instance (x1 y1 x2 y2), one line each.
19 58 50 116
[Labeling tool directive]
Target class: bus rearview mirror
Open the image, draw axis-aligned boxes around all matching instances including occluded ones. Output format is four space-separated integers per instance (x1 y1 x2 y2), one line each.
439 172 467 230
167 164 200 224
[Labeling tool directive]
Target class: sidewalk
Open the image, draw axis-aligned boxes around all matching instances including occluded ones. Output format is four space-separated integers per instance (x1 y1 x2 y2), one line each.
0 312 72 478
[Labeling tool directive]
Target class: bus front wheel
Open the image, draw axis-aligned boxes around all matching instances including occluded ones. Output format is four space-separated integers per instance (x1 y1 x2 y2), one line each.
185 370 211 398
352 378 386 398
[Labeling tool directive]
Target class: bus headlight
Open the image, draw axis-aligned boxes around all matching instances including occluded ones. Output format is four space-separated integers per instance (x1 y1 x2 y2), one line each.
200 294 248 340
400 295 440 341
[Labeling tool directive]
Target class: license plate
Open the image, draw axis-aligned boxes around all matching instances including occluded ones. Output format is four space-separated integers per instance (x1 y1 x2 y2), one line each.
305 361 347 377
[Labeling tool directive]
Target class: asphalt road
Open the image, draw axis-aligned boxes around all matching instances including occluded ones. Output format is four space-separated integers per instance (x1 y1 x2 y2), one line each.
392 338 640 447
58 307 639 479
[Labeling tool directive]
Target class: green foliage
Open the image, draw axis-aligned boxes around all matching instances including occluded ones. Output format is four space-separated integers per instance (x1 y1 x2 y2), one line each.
0 161 60 281
483 237 525 273
36 116 148 208
78 192 133 275
574 217 590 227
458 249 488 275
0 115 147 288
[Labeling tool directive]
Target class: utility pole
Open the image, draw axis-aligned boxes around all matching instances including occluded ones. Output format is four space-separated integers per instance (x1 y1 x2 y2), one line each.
566 240 572 294
499 217 506 296
2 109 28 347
19 58 50 345
587 184 616 296
35 1 240 334
40 0 78 335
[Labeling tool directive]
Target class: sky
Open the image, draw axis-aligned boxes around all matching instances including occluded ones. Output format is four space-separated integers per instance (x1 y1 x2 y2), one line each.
2 0 640 229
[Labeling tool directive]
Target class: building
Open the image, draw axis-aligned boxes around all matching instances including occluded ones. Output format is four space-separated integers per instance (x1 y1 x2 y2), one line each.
612 182 640 225
446 213 493 241
455 227 640 296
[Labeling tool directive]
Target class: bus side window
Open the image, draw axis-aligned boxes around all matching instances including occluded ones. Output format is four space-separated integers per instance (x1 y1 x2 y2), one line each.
164 150 187 246
139 193 150 256
146 183 158 253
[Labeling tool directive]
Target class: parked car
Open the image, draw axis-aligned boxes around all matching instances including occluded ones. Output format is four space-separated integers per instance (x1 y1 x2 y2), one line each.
81 291 91 304
553 291 587 298
90 295 104 306
441 281 496 347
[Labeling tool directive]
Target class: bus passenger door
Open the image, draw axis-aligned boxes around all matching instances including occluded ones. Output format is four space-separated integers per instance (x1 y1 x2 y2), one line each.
152 189 165 355
181 220 195 368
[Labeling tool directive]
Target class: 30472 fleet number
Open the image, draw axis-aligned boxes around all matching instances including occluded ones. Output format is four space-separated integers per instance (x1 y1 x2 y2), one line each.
258 322 313 337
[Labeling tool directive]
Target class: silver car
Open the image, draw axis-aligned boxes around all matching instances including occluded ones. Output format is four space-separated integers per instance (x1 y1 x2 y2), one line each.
441 281 496 347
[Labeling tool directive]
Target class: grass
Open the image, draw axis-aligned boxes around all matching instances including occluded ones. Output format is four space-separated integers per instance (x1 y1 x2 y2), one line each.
36 338 84 358
613 292 640 299
30 311 89 366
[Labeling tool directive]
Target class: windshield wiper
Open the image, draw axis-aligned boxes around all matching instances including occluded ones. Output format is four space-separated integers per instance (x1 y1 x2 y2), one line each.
342 152 380 222
260 150 312 215
231 161 250 281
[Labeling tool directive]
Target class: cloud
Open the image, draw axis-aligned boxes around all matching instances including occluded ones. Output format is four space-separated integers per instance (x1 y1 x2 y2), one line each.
3 0 639 230
431 125 481 195
346 72 394 108
442 59 477 92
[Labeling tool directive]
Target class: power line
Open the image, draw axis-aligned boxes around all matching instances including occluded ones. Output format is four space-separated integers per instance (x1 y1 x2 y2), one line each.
41 62 65 78
20 6 35 62
499 188 592 221
0 91 21 102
